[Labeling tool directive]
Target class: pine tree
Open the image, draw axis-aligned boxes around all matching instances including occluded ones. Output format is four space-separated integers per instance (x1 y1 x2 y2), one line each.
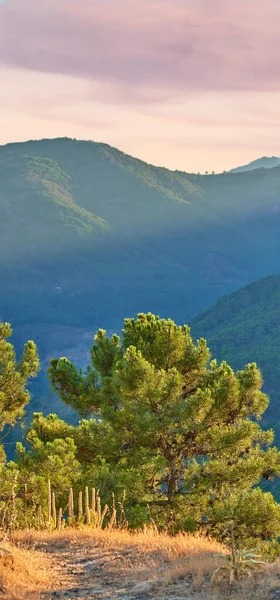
45 313 280 541
0 322 39 462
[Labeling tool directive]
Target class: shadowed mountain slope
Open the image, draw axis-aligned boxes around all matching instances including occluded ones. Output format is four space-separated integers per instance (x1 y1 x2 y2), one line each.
190 274 280 443
1 137 280 433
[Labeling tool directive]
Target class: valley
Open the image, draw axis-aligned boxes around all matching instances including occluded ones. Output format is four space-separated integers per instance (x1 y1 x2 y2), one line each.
1 138 280 434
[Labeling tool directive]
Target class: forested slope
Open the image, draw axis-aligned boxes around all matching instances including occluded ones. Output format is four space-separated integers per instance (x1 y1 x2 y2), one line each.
191 274 280 440
2 137 280 427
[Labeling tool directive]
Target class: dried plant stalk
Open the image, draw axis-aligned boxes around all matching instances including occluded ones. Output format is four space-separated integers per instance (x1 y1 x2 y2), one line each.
108 507 117 530
68 488 74 521
99 504 108 529
52 492 57 529
57 507 63 531
97 496 101 523
78 491 83 522
85 487 91 524
91 488 96 514
108 492 117 529
47 480 51 524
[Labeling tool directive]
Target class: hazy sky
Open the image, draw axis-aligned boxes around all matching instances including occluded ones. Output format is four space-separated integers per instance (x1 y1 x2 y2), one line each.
0 0 280 172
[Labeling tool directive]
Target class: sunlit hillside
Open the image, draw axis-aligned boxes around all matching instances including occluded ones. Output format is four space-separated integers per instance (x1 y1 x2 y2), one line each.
2 138 280 426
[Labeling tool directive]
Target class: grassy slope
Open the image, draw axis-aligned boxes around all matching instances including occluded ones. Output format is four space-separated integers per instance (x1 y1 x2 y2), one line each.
8 528 280 600
0 539 57 599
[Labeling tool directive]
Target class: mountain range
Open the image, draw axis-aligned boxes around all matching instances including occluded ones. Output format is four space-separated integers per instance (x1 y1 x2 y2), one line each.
1 137 280 443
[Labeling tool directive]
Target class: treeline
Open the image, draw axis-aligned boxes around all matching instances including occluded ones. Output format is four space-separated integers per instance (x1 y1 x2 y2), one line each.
1 314 280 554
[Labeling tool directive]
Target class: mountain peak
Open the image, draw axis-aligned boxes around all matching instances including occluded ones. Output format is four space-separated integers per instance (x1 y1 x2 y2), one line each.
230 156 280 173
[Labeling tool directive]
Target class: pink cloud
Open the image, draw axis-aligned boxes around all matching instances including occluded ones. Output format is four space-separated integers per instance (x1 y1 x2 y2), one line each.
0 0 280 101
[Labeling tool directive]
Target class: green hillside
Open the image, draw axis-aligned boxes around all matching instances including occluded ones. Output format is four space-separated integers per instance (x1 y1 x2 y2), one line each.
2 137 280 440
2 137 280 328
190 274 280 441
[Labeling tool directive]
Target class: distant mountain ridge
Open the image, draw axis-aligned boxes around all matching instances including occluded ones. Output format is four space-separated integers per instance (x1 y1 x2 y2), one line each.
1 137 280 439
231 156 280 173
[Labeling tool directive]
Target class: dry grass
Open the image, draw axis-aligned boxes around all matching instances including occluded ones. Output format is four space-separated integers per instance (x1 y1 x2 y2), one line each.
12 528 228 597
6 528 280 599
14 525 225 570
0 538 58 600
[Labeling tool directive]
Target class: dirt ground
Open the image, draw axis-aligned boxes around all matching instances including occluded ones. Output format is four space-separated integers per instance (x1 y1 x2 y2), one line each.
38 534 195 599
3 529 280 600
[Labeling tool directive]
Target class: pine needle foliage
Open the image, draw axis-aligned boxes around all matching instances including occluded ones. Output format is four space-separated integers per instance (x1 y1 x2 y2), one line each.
0 322 39 463
46 313 280 543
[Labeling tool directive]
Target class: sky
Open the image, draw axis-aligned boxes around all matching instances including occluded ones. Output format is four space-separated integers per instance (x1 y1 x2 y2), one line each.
0 0 280 172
